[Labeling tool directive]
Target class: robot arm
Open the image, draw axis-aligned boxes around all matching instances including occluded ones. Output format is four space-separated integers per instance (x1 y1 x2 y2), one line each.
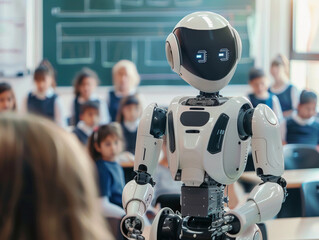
121 103 167 239
227 104 287 237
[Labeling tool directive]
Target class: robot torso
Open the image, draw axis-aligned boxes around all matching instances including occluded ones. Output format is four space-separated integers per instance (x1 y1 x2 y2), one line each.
166 95 252 187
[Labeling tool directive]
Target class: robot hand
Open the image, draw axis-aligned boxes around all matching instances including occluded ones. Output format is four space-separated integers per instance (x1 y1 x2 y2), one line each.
121 215 145 240
209 215 237 238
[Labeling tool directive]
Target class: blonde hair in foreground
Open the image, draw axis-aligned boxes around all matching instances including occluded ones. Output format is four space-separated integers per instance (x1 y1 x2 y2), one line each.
0 113 113 240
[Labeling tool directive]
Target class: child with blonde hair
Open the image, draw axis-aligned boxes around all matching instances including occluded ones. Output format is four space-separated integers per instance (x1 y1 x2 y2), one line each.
24 60 66 127
0 113 113 240
107 60 141 122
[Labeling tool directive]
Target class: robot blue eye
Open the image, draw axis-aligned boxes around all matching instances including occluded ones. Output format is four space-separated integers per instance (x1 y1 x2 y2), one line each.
196 50 207 63
218 48 229 61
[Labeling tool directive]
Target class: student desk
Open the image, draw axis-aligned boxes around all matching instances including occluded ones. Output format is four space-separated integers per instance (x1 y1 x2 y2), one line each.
240 168 319 188
265 217 319 240
240 169 319 218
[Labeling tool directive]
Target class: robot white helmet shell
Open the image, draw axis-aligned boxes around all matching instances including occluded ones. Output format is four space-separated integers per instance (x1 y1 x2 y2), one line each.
175 11 230 30
165 11 242 93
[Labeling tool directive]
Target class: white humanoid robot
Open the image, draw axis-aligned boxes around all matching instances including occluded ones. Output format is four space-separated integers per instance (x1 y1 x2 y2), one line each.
121 12 287 240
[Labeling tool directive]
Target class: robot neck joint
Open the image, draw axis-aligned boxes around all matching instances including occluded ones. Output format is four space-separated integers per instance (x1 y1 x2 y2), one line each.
199 91 220 99
184 91 228 106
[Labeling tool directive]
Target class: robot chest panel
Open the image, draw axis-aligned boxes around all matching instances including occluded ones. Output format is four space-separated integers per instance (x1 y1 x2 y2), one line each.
167 97 251 185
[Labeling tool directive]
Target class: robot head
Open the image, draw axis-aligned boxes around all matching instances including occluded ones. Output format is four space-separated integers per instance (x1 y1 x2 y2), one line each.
166 12 242 93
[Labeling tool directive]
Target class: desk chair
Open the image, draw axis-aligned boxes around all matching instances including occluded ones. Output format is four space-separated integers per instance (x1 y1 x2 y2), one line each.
284 144 319 170
155 194 181 213
300 181 319 217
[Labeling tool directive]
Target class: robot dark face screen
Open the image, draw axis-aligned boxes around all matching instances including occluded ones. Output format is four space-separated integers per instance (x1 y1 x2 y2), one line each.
174 27 237 81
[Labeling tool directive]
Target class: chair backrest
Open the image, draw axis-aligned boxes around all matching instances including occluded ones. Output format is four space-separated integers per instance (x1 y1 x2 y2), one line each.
300 181 319 217
283 144 319 170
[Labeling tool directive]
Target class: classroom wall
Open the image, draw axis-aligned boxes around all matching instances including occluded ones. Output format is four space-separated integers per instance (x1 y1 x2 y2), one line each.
42 0 256 86
26 0 42 72
0 0 291 110
23 0 287 73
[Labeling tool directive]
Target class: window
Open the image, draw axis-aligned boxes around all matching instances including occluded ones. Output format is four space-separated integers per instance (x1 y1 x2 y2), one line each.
290 0 319 94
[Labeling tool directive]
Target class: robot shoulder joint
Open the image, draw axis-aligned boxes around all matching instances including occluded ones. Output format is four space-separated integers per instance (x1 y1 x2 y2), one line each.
150 106 167 138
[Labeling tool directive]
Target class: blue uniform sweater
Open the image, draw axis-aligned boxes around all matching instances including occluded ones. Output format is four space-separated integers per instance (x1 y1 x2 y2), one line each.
248 93 274 109
121 123 137 154
95 160 125 207
72 127 89 145
108 91 122 122
27 93 57 120
269 85 293 112
286 118 319 145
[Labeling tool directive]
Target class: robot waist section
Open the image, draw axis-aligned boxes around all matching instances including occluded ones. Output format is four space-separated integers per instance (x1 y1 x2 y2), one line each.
181 184 225 218
159 214 230 240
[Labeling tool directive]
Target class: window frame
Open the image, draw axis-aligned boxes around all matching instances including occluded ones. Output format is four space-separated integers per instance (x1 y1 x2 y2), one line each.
290 0 319 61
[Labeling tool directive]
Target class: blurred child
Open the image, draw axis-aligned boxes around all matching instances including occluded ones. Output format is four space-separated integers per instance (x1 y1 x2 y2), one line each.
281 90 319 146
24 60 66 127
116 94 142 155
72 68 109 125
269 54 300 117
88 123 126 218
0 82 16 112
107 60 141 122
0 113 113 240
248 67 283 120
73 101 100 145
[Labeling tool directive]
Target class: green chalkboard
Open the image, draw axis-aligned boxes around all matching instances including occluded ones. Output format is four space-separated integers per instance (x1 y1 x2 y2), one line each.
43 0 255 86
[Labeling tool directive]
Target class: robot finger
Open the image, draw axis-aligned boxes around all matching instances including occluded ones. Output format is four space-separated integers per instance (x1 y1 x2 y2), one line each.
128 231 145 240
211 214 235 228
211 224 233 237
